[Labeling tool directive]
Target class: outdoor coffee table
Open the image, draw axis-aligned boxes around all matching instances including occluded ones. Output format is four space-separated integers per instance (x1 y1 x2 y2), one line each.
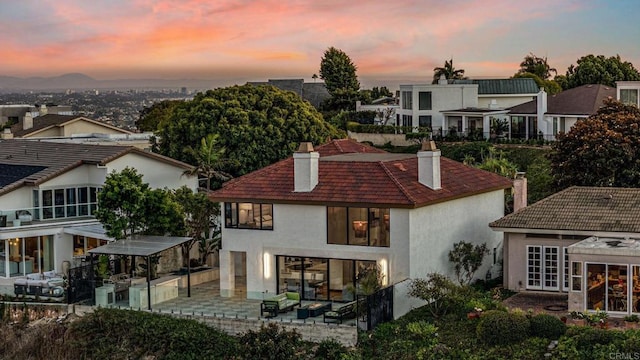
297 303 331 319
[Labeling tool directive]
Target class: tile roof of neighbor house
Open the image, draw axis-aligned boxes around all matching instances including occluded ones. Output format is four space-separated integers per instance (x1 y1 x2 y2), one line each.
453 78 539 95
10 114 132 137
0 139 193 195
209 139 513 208
508 84 616 116
490 186 640 233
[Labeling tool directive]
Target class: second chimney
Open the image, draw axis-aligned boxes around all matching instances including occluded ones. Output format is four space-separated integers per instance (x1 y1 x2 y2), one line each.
417 140 441 190
293 142 319 192
513 172 528 212
23 112 34 130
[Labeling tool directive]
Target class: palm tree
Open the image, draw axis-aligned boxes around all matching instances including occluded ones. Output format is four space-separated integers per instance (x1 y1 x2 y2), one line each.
518 53 557 80
433 58 466 84
183 134 232 190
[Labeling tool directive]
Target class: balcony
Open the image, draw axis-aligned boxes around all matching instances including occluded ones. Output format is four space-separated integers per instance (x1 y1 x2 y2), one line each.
0 206 95 229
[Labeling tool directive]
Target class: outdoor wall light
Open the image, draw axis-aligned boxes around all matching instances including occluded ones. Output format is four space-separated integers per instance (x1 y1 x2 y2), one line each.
380 258 388 286
263 252 271 279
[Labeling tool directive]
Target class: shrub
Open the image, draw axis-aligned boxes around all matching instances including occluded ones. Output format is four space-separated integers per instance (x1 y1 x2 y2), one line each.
238 323 302 360
408 273 462 319
529 313 566 339
476 310 530 346
315 338 349 360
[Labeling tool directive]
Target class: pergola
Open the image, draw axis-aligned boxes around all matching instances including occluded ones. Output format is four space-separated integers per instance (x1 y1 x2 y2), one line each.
88 235 193 310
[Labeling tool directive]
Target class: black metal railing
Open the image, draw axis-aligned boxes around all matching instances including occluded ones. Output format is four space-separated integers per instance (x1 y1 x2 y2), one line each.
67 257 124 304
358 285 394 331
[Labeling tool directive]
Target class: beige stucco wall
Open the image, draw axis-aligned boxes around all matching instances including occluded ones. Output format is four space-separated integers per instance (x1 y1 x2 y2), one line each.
62 120 129 137
503 232 580 292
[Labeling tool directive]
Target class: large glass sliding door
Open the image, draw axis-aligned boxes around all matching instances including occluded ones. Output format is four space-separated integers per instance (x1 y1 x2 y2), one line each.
586 263 628 313
277 256 375 301
5 236 54 277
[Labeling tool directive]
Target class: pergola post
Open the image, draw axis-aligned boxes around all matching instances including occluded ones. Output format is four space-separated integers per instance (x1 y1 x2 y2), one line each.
90 254 95 305
187 255 191 298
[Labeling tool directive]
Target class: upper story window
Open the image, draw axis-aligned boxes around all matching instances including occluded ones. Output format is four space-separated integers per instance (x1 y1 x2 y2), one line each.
418 91 432 110
38 186 100 220
401 91 412 110
327 207 390 247
224 202 273 230
620 89 639 106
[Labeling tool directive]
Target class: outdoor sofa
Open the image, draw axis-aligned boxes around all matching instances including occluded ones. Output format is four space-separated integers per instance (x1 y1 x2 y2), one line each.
260 291 301 317
323 300 358 324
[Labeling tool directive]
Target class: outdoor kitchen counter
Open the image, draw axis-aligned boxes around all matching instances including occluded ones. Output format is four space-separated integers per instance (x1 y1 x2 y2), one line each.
129 275 180 309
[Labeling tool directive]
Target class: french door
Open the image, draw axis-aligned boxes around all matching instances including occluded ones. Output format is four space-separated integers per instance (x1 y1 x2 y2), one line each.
526 245 559 291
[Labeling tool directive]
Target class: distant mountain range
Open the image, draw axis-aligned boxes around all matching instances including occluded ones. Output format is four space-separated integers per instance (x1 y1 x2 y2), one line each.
0 73 241 92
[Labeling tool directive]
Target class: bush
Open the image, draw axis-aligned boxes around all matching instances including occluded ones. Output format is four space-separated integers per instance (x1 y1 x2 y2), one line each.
315 338 349 360
529 313 566 339
476 310 530 346
238 323 302 360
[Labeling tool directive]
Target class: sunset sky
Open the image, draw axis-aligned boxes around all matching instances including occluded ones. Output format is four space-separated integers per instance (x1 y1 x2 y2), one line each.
1 0 638 88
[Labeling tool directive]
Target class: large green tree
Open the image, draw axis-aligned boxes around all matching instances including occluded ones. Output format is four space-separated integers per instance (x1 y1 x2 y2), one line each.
319 47 361 111
432 58 466 84
518 53 557 80
95 168 183 240
154 85 342 179
549 98 640 188
560 54 640 89
136 100 184 132
513 72 562 95
172 186 219 267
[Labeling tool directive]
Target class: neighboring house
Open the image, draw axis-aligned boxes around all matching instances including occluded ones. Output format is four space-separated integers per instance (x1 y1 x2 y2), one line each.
247 79 330 108
398 77 536 138
2 114 132 139
0 139 197 281
490 186 640 316
0 104 73 127
209 139 512 317
355 98 399 125
507 84 616 140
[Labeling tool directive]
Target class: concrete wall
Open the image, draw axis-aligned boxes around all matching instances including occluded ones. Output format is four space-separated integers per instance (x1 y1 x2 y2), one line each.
219 203 409 299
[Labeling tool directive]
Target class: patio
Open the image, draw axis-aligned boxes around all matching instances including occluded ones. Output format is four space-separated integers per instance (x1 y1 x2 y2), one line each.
97 276 358 326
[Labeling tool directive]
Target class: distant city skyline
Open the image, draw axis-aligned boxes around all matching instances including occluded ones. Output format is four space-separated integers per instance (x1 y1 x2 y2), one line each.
1 0 639 89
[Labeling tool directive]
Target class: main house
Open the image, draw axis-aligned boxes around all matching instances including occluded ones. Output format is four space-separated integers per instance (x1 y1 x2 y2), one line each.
490 186 640 316
0 139 196 283
209 139 512 317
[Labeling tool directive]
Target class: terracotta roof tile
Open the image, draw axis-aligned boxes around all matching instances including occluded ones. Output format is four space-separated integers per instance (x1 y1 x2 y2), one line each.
490 186 640 233
210 140 512 208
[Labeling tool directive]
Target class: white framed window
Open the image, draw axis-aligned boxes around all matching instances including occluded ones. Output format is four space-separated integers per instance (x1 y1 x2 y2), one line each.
526 245 542 290
571 261 582 292
563 247 569 291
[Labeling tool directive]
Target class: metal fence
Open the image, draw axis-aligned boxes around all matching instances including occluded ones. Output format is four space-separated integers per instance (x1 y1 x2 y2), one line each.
358 285 394 331
67 257 124 304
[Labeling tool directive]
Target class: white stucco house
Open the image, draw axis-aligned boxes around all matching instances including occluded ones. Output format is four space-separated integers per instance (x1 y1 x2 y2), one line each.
0 139 197 284
209 139 512 318
397 77 538 138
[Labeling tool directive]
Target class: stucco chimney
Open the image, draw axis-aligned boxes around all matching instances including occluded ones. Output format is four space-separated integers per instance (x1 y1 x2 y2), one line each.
23 112 33 130
293 142 319 192
438 74 448 85
417 140 441 190
1 128 13 139
513 172 528 212
536 88 547 135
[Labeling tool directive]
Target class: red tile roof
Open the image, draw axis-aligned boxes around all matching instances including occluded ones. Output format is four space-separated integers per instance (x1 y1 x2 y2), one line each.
209 139 512 208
